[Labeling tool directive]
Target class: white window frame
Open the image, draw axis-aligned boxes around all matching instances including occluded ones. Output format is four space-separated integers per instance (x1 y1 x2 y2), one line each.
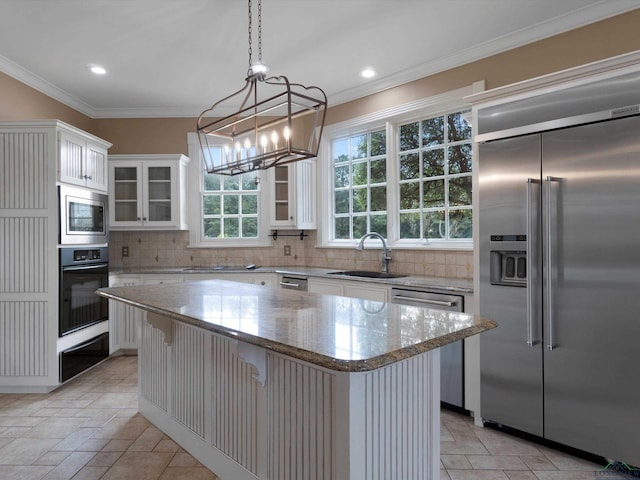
317 83 482 251
187 132 271 247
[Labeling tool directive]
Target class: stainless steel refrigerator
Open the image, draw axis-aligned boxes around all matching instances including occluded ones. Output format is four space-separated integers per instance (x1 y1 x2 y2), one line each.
478 71 640 466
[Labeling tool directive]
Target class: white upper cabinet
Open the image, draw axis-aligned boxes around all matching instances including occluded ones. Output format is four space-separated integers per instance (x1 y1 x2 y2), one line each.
109 154 189 230
268 159 316 230
58 129 110 192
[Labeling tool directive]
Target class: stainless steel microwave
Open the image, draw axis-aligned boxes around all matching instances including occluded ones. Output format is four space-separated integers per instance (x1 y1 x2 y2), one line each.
59 185 108 245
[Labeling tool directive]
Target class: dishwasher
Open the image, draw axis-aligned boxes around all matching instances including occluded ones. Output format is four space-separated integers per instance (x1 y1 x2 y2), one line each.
279 274 308 291
391 287 464 409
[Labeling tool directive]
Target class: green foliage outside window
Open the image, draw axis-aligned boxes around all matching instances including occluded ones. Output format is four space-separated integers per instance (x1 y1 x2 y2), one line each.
202 152 259 239
331 109 472 244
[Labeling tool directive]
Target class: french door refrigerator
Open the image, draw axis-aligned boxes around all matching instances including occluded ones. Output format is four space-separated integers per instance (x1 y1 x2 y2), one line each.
479 107 640 465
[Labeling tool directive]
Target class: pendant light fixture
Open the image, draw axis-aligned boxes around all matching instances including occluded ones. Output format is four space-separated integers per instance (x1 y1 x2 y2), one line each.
197 0 327 176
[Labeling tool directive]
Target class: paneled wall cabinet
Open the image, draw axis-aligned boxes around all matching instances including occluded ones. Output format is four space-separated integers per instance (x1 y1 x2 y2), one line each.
268 159 316 229
0 120 111 393
109 154 189 230
58 129 111 192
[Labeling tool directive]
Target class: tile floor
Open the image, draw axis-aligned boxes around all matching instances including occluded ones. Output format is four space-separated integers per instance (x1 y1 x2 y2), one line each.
0 356 630 480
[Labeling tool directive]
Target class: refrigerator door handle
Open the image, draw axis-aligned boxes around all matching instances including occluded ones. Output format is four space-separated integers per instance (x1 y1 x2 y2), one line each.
545 176 562 351
526 178 540 347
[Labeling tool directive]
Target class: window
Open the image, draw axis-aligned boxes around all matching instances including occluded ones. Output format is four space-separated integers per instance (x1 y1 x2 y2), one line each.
187 134 270 247
319 86 476 250
202 169 260 239
398 111 472 241
333 129 387 239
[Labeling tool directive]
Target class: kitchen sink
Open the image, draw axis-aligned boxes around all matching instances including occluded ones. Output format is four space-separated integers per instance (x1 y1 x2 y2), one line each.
328 270 407 279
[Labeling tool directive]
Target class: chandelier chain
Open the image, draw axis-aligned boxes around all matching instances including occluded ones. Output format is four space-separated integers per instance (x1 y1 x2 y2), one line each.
247 0 253 68
257 0 262 63
247 0 262 68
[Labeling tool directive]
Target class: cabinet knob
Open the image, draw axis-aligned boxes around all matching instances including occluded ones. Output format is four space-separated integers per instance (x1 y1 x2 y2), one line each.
142 217 147 221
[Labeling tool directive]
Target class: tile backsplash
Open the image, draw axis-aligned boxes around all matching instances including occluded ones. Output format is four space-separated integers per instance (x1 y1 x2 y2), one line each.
109 230 473 279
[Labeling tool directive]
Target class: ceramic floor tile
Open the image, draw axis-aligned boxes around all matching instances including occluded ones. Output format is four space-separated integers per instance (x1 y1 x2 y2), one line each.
0 437 59 465
168 452 199 468
442 454 474 469
87 451 123 467
127 425 164 452
98 451 174 480
39 451 96 480
0 356 625 480
0 465 54 480
158 466 219 479
441 441 491 455
504 471 539 480
32 450 72 466
520 455 559 470
467 454 529 470
69 466 109 480
448 470 511 480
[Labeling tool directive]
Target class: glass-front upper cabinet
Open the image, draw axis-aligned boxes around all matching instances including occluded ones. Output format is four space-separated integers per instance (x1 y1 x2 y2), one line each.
268 159 316 230
109 154 190 230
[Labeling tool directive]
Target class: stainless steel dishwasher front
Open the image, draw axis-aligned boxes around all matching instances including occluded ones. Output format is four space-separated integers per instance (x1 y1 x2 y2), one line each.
391 287 465 409
279 274 308 291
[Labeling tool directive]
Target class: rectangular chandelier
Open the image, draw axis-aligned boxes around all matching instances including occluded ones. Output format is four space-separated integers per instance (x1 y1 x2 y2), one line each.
197 74 327 176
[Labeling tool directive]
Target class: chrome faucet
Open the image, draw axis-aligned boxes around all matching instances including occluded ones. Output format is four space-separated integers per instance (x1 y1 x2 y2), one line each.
356 232 391 273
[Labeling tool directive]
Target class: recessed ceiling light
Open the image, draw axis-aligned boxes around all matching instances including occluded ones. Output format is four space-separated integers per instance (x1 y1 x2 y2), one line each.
87 64 107 75
361 68 376 79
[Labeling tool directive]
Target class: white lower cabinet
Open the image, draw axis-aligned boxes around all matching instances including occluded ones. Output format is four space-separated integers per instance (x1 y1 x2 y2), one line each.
308 277 390 302
109 272 277 353
108 275 143 355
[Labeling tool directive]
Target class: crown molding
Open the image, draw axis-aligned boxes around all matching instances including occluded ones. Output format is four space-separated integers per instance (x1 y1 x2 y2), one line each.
0 54 96 117
1 1 638 119
328 1 640 108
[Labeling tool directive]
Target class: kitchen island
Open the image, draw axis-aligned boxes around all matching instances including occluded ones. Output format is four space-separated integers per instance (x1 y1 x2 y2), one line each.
98 279 496 480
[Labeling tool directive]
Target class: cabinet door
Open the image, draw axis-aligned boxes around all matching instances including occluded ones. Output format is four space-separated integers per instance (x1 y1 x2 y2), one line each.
85 143 108 192
143 163 177 228
109 275 143 353
59 131 86 187
110 163 143 228
270 165 295 227
308 278 343 296
343 282 389 302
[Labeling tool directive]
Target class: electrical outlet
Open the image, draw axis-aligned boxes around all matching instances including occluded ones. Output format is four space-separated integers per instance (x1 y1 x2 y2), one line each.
284 245 291 256
122 246 129 257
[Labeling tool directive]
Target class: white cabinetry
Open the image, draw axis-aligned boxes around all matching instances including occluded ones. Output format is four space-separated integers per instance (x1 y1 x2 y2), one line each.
108 272 277 353
58 129 111 192
108 275 143 354
268 159 316 229
109 154 189 230
0 120 111 392
308 277 389 302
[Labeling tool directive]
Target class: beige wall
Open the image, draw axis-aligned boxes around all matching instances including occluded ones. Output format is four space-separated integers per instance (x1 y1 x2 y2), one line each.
2 9 640 278
1 10 639 153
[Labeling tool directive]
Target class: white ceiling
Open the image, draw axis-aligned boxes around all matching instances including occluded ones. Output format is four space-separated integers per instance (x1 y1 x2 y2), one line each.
0 0 637 118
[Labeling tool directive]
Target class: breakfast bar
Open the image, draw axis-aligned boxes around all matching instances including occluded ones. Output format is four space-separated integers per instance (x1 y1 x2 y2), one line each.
98 279 496 480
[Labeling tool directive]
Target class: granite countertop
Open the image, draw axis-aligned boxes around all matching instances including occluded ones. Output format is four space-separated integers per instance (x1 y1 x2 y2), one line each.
110 266 474 294
98 279 495 372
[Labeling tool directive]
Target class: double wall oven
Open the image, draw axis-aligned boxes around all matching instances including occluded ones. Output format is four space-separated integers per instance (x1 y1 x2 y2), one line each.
58 186 110 382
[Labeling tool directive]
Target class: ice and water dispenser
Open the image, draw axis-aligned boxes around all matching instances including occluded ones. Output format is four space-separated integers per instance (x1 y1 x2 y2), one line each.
489 235 527 287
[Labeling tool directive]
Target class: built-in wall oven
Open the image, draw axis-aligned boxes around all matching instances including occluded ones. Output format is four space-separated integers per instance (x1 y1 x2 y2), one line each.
59 185 108 245
59 246 109 381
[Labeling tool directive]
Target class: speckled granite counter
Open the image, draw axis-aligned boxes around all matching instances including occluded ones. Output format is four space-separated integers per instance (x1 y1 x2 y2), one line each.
110 265 474 294
99 279 495 480
98 279 493 372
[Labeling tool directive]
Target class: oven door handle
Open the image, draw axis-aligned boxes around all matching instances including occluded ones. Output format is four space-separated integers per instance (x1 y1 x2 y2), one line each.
62 264 109 272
